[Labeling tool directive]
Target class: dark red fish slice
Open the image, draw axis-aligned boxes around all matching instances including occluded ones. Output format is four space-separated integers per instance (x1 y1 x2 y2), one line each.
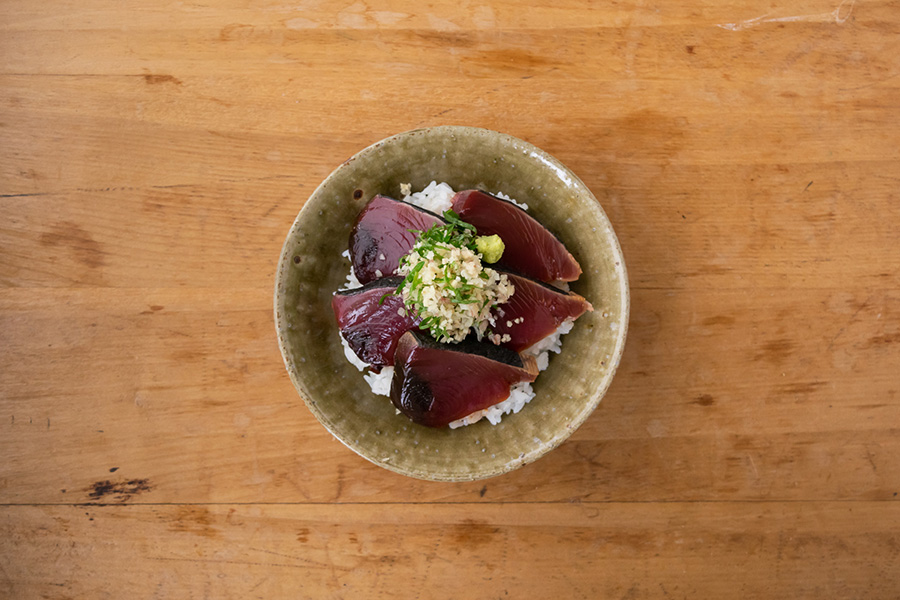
451 189 582 283
491 272 593 353
391 331 538 428
349 195 443 285
332 277 418 370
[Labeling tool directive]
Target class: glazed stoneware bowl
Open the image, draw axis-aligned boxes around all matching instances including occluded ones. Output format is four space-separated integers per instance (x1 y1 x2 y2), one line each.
275 126 629 481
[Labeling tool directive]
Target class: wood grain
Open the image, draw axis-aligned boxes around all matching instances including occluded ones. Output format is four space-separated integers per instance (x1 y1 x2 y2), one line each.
3 502 899 599
2 0 899 597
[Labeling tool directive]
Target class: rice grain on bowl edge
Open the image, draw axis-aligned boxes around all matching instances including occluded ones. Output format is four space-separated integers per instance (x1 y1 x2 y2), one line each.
338 181 579 429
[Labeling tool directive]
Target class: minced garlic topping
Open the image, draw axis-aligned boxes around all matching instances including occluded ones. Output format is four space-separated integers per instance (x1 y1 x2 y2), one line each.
395 210 514 344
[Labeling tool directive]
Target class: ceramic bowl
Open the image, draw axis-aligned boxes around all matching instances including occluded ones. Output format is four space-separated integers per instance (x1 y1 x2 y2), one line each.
274 126 628 481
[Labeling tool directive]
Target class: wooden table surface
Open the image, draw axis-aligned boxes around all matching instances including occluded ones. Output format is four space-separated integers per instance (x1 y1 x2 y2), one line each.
2 0 900 598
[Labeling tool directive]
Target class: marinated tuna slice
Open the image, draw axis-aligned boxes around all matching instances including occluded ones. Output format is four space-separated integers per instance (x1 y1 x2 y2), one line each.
451 190 582 283
349 195 443 284
491 272 593 353
391 331 538 428
332 277 417 370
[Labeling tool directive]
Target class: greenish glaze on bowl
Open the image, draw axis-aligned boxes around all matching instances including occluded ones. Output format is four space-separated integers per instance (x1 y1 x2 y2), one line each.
274 126 629 481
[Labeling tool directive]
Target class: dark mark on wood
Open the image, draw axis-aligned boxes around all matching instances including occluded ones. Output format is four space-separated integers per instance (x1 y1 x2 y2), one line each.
685 45 695 54
2 192 53 199
86 478 152 503
109 467 119 473
479 485 487 497
804 181 813 191
149 183 193 190
691 394 715 406
861 333 900 349
170 505 220 538
296 527 309 543
777 381 826 395
39 221 107 270
864 447 878 472
803 211 835 223
219 23 254 42
144 74 182 86
451 518 499 548
702 315 735 326
752 338 794 365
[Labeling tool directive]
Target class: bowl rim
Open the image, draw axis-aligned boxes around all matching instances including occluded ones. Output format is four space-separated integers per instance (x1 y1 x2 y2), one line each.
274 125 630 481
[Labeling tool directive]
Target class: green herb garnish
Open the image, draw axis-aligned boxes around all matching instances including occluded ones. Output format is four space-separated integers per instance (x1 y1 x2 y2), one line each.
393 209 514 343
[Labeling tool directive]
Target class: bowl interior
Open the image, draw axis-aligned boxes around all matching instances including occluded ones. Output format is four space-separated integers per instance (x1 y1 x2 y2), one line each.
275 126 628 481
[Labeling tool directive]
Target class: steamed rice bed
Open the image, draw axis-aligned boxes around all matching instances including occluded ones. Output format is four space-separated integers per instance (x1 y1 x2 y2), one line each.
340 181 577 428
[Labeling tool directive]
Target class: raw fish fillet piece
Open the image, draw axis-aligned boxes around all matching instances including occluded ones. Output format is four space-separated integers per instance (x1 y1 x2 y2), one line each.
451 190 582 283
391 331 538 428
349 195 443 285
332 277 418 370
492 272 593 353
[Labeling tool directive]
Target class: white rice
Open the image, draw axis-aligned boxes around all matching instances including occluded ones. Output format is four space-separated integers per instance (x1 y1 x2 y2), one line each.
342 183 574 428
340 249 362 290
493 190 529 211
401 181 456 214
401 181 529 214
363 366 394 396
349 318 575 428
523 319 575 358
447 318 575 429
